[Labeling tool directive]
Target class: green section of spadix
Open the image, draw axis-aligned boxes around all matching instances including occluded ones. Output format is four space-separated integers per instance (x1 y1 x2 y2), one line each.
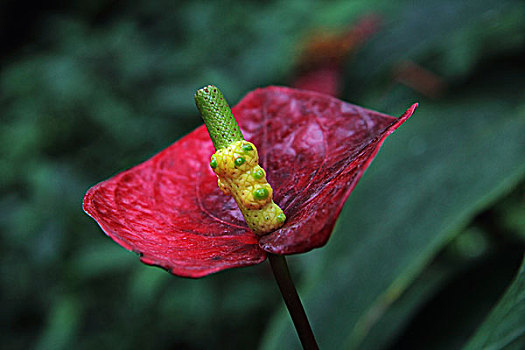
194 85 244 150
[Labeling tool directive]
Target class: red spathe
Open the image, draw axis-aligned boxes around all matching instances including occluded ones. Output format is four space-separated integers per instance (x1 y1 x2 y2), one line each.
83 86 417 278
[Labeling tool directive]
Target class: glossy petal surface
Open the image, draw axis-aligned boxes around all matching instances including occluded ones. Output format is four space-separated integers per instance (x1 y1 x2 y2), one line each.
83 86 416 276
83 128 265 278
239 87 417 254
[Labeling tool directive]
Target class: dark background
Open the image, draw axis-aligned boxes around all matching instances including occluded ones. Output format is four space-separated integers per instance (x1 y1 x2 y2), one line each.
1 0 524 349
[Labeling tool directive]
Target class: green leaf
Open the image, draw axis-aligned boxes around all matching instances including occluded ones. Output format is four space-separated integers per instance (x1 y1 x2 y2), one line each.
261 84 525 349
356 253 461 350
363 227 522 350
464 257 525 350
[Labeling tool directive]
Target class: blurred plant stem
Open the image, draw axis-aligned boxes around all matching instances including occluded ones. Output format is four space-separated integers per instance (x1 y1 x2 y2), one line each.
268 254 319 350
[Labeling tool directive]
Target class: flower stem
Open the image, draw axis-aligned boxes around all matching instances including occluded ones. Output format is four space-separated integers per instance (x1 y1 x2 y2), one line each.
268 254 319 350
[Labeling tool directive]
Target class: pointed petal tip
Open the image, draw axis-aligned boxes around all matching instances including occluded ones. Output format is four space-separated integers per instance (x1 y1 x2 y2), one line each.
390 102 418 131
403 102 419 118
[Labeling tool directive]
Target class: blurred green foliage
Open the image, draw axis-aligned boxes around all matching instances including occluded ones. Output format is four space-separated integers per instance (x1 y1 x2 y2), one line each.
465 257 525 350
1 0 524 349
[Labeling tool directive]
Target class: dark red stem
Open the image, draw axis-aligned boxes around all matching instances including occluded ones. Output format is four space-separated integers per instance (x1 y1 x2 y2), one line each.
268 254 319 350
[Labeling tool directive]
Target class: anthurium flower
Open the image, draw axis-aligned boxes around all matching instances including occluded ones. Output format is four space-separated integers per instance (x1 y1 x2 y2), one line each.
83 86 417 278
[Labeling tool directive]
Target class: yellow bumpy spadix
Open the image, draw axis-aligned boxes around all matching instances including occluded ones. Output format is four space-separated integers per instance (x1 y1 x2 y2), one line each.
210 140 286 235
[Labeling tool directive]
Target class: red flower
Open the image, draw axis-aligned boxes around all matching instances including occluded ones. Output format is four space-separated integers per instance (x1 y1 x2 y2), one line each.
83 87 417 278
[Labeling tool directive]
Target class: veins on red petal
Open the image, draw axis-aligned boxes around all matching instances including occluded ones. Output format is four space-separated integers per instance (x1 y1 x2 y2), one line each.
195 175 247 231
